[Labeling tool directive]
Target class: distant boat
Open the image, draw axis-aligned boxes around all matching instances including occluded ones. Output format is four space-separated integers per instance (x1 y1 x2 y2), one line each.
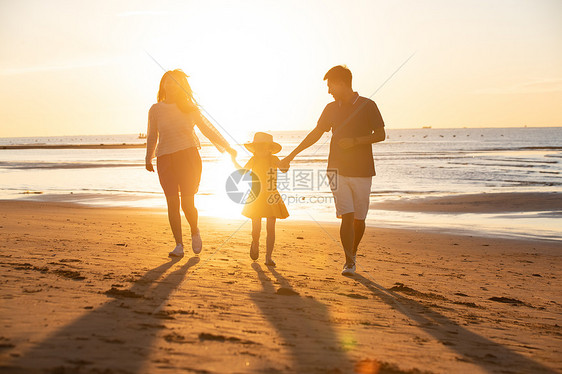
138 133 147 139
422 126 432 129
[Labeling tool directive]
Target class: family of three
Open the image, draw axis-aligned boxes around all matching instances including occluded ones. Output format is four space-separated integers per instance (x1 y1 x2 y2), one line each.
144 65 385 276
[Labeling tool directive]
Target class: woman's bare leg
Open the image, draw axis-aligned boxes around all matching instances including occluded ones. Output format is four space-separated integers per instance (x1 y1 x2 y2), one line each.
165 193 182 245
180 193 198 234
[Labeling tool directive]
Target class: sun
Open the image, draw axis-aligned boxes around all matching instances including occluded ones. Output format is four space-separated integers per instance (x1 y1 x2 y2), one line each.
141 4 320 141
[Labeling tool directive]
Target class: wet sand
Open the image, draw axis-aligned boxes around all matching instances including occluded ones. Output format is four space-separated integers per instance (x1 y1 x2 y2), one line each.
370 192 562 214
0 200 560 373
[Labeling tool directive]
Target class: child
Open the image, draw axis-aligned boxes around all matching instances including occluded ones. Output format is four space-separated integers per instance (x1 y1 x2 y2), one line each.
239 132 289 266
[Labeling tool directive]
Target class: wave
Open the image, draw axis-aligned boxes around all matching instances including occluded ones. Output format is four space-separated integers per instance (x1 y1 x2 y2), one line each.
0 144 146 150
0 161 142 170
447 161 559 168
0 143 216 150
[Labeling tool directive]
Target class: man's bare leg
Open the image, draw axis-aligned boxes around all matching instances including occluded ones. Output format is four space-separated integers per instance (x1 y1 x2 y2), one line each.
353 219 366 258
340 212 355 265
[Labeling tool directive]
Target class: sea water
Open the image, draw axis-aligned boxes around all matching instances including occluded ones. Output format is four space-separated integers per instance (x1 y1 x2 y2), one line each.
1 127 560 241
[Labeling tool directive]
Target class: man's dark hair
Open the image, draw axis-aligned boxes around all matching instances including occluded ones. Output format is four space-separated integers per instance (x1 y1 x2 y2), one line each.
323 65 352 88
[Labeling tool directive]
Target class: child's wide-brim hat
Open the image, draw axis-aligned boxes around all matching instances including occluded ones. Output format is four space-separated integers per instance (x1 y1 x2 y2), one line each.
244 132 282 154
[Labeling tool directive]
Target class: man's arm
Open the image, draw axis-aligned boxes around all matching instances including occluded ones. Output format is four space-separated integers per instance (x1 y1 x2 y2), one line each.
338 127 386 149
357 126 386 144
281 126 325 166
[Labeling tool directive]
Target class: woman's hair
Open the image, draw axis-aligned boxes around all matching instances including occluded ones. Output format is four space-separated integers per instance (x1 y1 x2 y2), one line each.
157 69 199 113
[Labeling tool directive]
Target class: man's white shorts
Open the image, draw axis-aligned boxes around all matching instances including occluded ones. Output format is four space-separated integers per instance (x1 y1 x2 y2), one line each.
329 174 372 220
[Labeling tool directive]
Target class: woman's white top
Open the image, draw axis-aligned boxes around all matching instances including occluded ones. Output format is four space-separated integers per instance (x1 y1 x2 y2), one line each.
145 102 229 160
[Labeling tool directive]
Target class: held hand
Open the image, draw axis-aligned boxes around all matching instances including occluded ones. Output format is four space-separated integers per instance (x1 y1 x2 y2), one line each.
226 147 240 168
279 157 291 172
145 159 155 172
226 146 237 159
338 137 355 150
233 159 243 170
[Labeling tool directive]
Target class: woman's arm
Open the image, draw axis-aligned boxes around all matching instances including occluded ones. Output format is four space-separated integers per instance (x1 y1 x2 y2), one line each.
145 107 158 172
195 111 233 153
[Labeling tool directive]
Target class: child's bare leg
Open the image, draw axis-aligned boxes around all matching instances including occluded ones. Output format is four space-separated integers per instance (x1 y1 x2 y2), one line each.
250 218 261 260
252 218 261 243
265 217 276 264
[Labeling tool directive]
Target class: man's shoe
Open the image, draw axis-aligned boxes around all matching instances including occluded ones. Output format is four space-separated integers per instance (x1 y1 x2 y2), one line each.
191 230 202 254
341 262 356 276
169 243 184 257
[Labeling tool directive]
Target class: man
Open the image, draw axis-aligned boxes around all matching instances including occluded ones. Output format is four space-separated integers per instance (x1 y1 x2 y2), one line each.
279 65 385 276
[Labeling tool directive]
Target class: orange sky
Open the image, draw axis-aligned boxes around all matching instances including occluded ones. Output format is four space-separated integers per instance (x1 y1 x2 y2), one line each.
0 0 561 137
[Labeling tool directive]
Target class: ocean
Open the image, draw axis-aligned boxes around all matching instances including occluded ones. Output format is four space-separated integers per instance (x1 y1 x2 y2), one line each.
1 127 561 241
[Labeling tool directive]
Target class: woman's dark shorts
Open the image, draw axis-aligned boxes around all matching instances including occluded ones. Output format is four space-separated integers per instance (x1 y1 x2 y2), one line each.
157 147 202 196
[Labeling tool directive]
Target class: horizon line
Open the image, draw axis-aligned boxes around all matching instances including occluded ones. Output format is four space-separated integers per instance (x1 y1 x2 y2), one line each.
1 124 562 139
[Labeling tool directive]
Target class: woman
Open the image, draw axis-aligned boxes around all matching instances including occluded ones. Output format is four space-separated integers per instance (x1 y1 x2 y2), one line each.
145 69 237 257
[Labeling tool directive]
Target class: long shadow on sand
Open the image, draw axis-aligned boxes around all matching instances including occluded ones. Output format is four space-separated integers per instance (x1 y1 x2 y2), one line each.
353 273 558 374
250 263 353 373
4 256 200 374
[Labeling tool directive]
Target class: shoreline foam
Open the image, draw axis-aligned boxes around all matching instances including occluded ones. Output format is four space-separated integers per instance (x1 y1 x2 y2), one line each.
4 190 561 242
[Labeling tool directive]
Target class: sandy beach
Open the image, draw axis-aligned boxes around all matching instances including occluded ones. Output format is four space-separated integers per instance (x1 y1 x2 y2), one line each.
0 200 561 373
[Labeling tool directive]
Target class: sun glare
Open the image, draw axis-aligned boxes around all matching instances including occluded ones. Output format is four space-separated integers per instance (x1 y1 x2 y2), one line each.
199 152 249 219
141 4 326 138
